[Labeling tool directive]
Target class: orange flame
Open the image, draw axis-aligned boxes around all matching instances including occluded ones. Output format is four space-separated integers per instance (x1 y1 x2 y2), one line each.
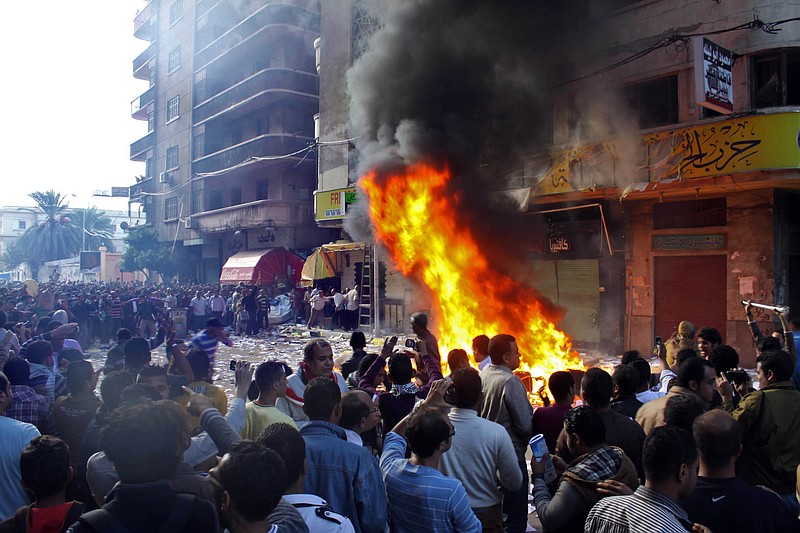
360 162 583 379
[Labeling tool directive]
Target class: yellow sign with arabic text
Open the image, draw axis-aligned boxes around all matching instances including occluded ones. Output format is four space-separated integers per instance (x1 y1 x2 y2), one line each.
533 112 800 197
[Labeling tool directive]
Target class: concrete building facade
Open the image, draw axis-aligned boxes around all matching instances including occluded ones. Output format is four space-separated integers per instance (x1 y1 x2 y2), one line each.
315 0 800 360
129 0 336 283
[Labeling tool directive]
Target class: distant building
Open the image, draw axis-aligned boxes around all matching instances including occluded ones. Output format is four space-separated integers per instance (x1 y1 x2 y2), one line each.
128 0 336 283
0 207 39 259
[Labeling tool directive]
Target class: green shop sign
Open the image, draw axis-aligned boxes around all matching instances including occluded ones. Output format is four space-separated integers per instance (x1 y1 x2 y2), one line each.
653 234 726 250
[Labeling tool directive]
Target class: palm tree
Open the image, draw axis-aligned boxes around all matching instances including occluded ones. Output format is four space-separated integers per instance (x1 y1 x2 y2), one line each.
69 207 116 252
17 190 81 268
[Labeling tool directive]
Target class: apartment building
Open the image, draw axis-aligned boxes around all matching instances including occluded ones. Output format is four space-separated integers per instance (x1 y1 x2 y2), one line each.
316 0 800 361
129 0 336 282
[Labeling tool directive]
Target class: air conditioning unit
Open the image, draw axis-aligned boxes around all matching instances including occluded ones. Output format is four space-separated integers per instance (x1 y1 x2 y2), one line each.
159 171 170 184
185 216 195 229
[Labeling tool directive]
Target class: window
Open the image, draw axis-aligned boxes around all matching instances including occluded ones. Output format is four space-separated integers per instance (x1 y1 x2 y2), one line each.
192 189 204 213
752 50 800 108
17 220 26 230
194 70 207 103
230 187 242 206
149 64 157 87
256 117 269 135
166 145 179 170
193 130 205 159
164 197 178 220
168 46 181 73
145 157 155 179
209 190 223 210
166 95 180 122
169 0 183 26
256 181 269 200
147 110 155 132
624 75 679 129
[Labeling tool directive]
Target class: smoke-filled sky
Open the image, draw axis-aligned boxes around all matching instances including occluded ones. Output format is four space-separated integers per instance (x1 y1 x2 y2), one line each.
0 1 144 210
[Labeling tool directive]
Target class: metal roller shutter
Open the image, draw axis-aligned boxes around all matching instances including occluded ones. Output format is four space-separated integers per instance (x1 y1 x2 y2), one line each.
654 255 726 341
531 259 600 344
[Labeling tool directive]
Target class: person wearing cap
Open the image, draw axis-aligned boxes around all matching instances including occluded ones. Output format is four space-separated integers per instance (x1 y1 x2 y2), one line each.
410 312 441 363
665 320 695 368
189 317 233 367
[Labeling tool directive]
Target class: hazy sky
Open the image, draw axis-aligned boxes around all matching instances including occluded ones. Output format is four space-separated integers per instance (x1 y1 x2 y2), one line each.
1 1 146 211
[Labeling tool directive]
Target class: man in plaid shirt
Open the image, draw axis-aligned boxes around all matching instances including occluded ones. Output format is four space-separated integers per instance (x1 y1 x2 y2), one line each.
3 356 55 435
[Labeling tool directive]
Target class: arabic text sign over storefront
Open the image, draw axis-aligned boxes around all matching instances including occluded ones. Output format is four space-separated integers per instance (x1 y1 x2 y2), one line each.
314 187 358 222
693 36 733 114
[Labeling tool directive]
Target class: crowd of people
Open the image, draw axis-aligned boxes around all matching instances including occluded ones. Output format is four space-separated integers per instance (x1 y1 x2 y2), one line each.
0 276 799 532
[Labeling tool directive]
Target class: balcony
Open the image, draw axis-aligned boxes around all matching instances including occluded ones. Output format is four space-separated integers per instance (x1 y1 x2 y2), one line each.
130 132 154 161
133 42 157 79
133 2 156 41
131 85 156 119
193 134 314 174
190 199 296 233
194 68 318 124
128 176 154 201
195 3 319 69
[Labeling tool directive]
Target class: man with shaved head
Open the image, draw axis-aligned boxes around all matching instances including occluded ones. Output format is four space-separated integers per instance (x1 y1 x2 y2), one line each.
679 410 799 533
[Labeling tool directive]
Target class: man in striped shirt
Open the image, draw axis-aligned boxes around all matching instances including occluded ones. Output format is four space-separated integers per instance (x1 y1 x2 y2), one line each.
379 380 480 533
585 425 711 533
189 317 233 367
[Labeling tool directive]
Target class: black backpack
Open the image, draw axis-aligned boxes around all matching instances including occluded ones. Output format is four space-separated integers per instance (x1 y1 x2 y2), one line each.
74 494 196 533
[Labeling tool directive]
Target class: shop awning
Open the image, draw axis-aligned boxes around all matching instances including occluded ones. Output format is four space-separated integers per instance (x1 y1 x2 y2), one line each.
300 248 337 287
220 249 305 286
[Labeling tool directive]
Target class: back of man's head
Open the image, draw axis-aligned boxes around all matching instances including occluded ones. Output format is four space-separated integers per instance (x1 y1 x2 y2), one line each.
564 405 606 447
620 350 641 365
581 368 613 408
123 337 151 370
612 365 639 398
410 312 428 330
708 345 739 374
3 356 30 385
357 354 380 377
119 383 163 405
116 328 132 341
642 425 697 484
65 360 94 396
488 334 516 366
303 377 341 421
447 349 469 371
663 394 704 433
472 334 490 356
406 408 450 459
216 441 286 523
629 358 652 390
100 402 185 483
339 391 371 431
451 368 482 408
349 331 366 350
387 354 413 384
59 348 84 367
548 371 574 403
257 423 305 492
254 361 285 393
676 348 698 366
693 410 741 471
677 357 712 388
20 436 71 499
26 340 54 365
756 350 794 382
100 371 134 411
187 348 211 382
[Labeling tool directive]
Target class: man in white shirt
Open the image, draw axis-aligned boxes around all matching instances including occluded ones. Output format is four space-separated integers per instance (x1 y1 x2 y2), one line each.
189 291 208 333
439 368 521 532
209 290 227 321
345 286 360 331
472 334 491 370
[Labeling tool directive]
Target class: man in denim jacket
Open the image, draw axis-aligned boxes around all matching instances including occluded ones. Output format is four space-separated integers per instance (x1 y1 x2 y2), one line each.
300 377 387 533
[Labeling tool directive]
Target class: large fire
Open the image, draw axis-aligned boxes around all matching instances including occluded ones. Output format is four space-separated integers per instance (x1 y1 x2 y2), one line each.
360 162 583 380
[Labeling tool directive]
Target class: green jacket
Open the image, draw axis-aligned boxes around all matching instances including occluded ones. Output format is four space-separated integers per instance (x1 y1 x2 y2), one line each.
724 381 800 493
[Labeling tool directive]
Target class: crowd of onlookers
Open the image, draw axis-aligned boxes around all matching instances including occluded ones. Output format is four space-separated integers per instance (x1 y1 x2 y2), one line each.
0 277 799 532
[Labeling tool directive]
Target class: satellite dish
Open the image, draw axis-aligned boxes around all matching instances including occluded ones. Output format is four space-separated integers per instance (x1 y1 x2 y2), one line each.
120 221 129 230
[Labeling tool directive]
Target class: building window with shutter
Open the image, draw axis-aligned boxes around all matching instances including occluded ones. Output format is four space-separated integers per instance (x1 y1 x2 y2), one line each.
165 197 179 220
169 0 183 26
168 46 181 73
257 181 269 200
166 146 179 170
167 95 180 123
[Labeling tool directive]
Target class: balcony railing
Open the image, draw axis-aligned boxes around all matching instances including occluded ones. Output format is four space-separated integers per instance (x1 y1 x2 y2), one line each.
194 68 318 123
133 2 156 40
131 85 156 119
133 42 156 79
193 134 314 174
130 132 154 161
190 199 296 232
128 176 154 200
194 3 319 69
